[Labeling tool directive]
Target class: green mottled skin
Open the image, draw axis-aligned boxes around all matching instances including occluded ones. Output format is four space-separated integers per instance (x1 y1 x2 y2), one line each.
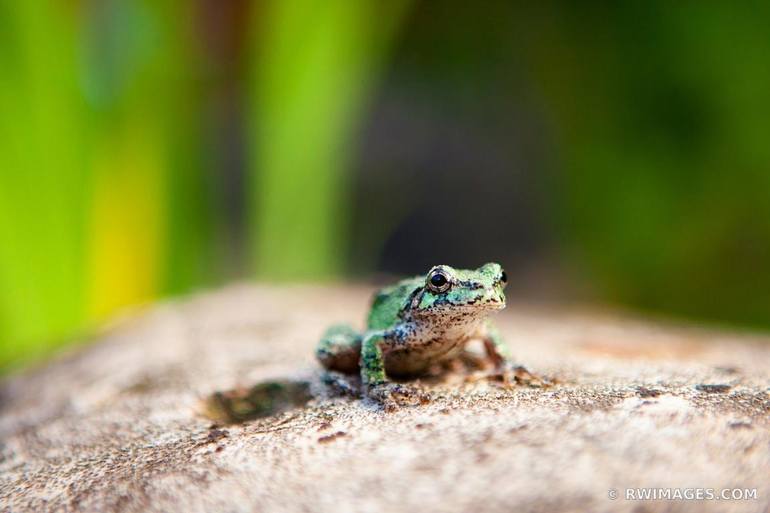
317 263 513 398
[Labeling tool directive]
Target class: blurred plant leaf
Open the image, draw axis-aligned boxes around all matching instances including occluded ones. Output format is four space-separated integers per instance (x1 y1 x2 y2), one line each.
0 3 89 367
248 0 411 279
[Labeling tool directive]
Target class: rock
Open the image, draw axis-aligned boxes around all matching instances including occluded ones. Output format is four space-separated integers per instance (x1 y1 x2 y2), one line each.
1 285 768 513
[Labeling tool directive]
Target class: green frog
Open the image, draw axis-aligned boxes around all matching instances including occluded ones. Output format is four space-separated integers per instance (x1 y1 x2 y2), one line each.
316 263 515 402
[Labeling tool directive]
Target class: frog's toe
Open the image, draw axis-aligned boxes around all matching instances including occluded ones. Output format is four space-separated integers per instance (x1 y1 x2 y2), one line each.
366 382 431 408
491 363 548 388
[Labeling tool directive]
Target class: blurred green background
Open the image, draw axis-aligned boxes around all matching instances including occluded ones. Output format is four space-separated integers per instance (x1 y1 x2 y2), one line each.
2 1 769 371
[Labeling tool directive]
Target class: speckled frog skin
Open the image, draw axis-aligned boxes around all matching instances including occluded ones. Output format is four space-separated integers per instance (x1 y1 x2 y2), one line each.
316 263 513 399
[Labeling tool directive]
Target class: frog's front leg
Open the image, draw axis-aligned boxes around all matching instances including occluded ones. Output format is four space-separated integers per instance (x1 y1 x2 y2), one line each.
360 329 426 404
479 321 512 370
479 322 536 384
360 329 393 388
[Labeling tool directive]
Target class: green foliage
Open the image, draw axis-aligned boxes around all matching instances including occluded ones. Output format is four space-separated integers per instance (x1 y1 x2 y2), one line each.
0 0 410 370
0 3 90 364
513 3 770 328
248 0 410 279
0 1 211 370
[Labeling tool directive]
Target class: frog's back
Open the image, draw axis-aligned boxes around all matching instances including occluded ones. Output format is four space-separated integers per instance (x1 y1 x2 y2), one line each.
366 277 422 330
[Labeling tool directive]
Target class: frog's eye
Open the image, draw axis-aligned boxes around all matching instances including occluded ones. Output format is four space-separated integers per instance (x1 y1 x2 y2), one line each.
500 270 508 286
427 268 451 293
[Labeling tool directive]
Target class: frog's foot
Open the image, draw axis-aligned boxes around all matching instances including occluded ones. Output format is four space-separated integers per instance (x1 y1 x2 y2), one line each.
320 371 361 398
457 351 488 372
490 363 550 388
365 382 431 410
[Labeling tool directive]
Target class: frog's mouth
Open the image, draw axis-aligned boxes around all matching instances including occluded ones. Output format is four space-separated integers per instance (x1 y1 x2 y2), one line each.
430 300 506 321
475 288 507 309
440 295 506 312
474 298 507 311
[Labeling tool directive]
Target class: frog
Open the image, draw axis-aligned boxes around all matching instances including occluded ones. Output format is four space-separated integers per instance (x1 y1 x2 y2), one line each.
316 262 516 402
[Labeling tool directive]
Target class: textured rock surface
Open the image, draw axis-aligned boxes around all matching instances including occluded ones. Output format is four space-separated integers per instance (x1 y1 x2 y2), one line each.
1 285 769 513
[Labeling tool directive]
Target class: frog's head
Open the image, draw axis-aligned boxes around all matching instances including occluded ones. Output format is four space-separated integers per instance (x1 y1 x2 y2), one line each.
409 263 507 321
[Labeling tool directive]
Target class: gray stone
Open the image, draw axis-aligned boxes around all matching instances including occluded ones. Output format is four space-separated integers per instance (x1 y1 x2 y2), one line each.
1 285 768 513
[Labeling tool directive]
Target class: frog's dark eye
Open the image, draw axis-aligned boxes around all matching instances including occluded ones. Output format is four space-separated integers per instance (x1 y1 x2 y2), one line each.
500 270 508 285
427 269 451 293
